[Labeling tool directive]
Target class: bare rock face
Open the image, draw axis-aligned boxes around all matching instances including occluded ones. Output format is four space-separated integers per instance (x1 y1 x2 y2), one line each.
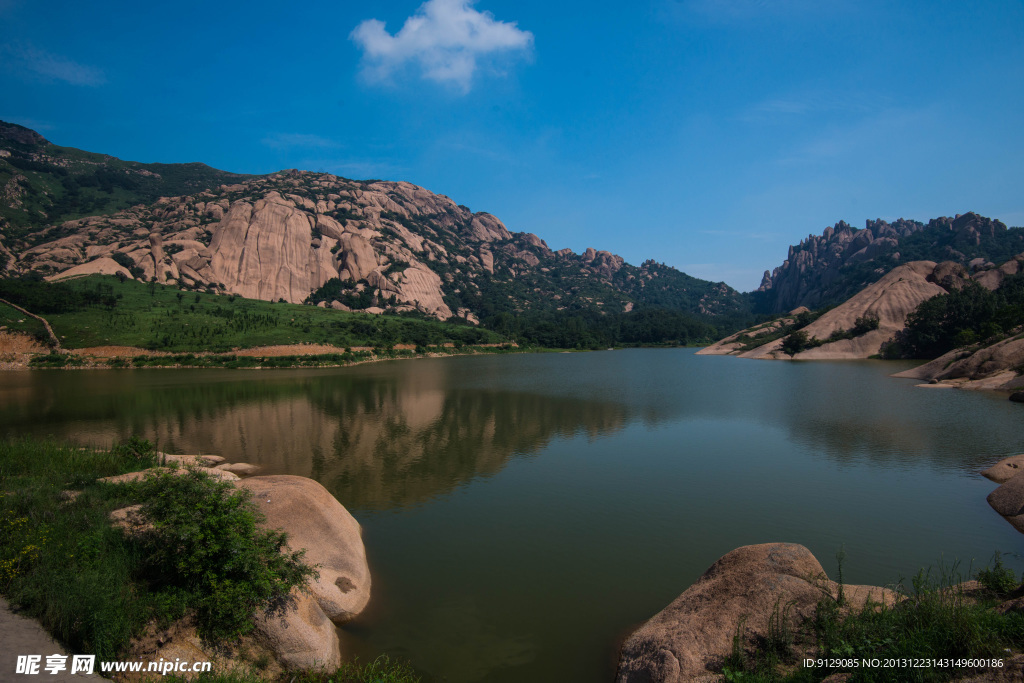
974 253 1024 291
730 261 946 360
339 233 377 282
894 336 1024 392
987 472 1024 518
790 261 946 359
210 195 334 303
253 588 341 670
987 472 1024 534
10 168 715 323
928 260 971 290
238 476 370 625
616 543 894 682
981 454 1024 484
394 265 453 319
468 213 511 242
45 256 132 282
759 213 1017 313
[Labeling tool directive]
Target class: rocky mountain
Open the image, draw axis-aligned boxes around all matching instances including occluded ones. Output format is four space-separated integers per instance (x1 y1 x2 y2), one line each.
756 213 1024 314
703 252 1024 394
0 122 749 335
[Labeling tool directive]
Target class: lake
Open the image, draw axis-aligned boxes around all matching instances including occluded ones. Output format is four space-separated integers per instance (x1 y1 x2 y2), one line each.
2 349 1022 682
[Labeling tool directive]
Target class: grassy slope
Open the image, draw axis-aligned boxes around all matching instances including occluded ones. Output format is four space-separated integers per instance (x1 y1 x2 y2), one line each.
34 276 508 352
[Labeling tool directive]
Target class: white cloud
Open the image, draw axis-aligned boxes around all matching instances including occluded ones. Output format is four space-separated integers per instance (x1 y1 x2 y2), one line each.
2 43 105 86
740 89 881 123
350 0 533 92
262 133 340 150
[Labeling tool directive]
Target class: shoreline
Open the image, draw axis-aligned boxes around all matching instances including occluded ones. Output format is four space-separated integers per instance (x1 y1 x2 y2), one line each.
0 333 708 372
0 334 525 371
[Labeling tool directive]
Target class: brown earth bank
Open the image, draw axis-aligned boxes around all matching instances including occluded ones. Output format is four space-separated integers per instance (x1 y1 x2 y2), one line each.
0 330 47 369
0 331 518 370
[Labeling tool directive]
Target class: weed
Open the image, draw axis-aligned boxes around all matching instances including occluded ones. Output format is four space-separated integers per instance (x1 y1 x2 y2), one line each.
976 551 1019 595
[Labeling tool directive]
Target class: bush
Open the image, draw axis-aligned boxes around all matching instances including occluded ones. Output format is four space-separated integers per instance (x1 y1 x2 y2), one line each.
976 552 1019 595
781 330 809 356
132 470 317 641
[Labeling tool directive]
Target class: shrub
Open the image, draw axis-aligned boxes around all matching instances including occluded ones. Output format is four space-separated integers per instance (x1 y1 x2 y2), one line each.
781 330 809 356
976 552 1019 595
132 470 317 641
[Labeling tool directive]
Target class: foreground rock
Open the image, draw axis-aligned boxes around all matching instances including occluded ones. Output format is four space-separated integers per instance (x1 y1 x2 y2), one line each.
987 472 1024 534
108 472 368 674
238 475 371 624
616 543 895 682
253 588 341 670
97 466 239 484
981 454 1024 484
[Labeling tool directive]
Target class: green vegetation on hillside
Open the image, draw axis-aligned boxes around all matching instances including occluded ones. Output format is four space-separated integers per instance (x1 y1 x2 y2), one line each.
485 307 723 349
0 273 741 354
0 275 506 352
884 273 1024 359
0 120 251 239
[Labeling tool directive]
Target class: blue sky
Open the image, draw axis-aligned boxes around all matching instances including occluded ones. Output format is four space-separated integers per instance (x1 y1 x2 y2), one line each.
2 0 1022 291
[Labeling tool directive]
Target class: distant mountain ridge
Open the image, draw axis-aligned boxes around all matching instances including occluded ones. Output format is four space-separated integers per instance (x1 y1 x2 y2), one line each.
0 121 749 339
756 212 1024 313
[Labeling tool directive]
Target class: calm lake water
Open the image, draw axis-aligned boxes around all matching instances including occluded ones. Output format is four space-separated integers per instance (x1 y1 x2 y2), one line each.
2 349 1023 682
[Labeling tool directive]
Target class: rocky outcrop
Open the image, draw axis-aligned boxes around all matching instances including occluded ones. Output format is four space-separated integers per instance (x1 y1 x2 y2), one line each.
238 476 371 625
703 261 948 360
787 261 947 360
892 336 1024 392
987 473 1024 533
5 139 745 323
253 588 341 670
981 454 1024 484
45 256 132 282
759 213 1022 313
107 469 367 674
616 543 895 682
974 254 1024 291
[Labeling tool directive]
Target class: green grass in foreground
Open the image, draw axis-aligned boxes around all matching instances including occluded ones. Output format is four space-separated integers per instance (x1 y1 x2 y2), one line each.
0 437 160 660
724 555 1024 682
3 275 507 352
0 436 418 681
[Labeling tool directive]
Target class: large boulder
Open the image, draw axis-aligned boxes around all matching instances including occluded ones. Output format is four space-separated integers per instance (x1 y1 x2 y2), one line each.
981 455 1024 484
616 543 894 682
253 588 341 670
238 476 371 624
987 473 1024 533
